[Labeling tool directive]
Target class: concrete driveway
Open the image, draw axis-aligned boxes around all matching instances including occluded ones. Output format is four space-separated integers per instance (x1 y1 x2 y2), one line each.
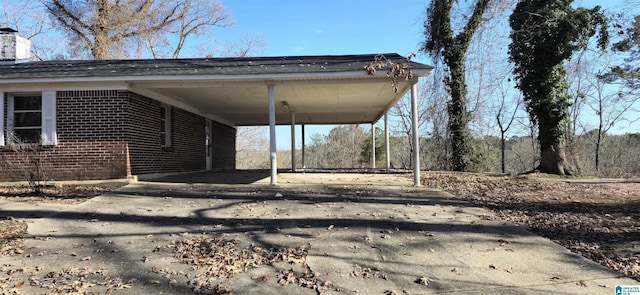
0 172 636 294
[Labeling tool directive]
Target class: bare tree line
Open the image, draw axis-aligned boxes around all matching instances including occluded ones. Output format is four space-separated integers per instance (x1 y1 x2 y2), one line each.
1 0 266 60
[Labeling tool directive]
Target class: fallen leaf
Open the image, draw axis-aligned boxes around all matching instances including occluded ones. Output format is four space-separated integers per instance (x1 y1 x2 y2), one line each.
576 280 587 287
415 276 431 286
252 275 269 282
505 267 513 274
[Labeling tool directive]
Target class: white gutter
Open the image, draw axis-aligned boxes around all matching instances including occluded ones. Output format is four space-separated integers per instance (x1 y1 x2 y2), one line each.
0 68 432 85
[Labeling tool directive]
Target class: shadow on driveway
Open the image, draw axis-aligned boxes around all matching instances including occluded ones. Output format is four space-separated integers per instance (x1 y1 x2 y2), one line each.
0 174 635 295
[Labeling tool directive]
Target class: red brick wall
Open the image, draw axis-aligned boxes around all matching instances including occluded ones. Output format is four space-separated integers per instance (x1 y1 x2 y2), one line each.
211 121 236 170
0 90 236 181
127 93 207 175
1 90 130 181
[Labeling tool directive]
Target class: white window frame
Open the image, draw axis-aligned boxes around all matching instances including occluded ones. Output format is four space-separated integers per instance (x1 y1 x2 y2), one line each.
5 90 57 146
160 104 172 147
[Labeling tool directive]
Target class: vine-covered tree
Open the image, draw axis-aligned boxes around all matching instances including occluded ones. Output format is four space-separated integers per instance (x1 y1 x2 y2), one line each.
422 0 492 171
508 0 608 175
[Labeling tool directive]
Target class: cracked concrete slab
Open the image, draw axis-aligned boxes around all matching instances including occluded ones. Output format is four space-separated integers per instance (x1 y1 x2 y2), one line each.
0 172 637 294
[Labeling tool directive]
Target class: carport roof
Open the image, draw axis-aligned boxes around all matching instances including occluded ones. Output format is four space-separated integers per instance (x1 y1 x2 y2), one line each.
0 53 433 126
0 53 431 78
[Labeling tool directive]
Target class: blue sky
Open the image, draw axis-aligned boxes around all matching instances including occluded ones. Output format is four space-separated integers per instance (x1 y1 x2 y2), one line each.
217 0 429 63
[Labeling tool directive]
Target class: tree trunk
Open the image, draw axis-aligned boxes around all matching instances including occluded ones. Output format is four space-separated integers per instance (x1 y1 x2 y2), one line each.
500 134 506 174
446 52 472 172
537 119 574 175
595 127 602 172
595 108 603 172
92 0 110 60
538 143 574 175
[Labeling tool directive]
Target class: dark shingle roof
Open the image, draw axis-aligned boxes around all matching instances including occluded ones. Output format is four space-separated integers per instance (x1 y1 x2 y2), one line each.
0 53 433 80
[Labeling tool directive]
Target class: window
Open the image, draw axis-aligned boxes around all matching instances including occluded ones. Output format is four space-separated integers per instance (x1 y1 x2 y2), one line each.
160 104 171 147
11 95 42 143
1 90 57 146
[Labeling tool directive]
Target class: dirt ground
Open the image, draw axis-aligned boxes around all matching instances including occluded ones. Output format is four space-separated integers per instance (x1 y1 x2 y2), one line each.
422 171 640 281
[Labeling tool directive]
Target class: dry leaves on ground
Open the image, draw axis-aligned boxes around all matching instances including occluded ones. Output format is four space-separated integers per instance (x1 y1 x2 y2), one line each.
167 236 335 294
0 218 26 257
423 172 640 281
0 183 126 204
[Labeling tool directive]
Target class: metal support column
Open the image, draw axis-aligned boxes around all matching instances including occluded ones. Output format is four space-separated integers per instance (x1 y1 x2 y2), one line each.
268 85 277 185
291 111 296 172
385 112 390 172
302 124 306 169
411 83 420 186
371 123 376 169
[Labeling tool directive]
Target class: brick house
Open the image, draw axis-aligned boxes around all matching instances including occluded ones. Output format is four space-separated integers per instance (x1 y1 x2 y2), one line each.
0 88 236 181
0 28 432 184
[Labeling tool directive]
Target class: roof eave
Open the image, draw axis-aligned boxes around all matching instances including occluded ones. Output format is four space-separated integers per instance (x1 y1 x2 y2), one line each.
0 67 432 85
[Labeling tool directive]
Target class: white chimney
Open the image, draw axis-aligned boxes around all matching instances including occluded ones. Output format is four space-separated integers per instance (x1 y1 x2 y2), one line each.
0 28 31 63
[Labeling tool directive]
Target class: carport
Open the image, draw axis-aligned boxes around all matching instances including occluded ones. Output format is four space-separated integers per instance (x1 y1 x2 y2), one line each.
1 53 432 184
128 53 433 185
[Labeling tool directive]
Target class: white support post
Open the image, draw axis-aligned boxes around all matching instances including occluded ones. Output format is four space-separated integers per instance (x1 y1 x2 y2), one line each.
302 124 306 169
291 111 296 172
385 112 390 172
371 123 376 169
411 83 421 186
268 85 277 185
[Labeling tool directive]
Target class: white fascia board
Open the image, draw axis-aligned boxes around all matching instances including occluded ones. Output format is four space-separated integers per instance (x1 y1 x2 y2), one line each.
0 81 129 92
0 68 432 86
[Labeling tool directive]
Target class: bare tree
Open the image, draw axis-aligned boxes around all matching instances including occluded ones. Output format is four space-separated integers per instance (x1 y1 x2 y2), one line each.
0 0 70 60
389 59 450 170
219 32 267 57
587 74 640 172
305 125 367 169
0 0 47 39
389 74 430 168
563 44 640 174
235 126 269 169
43 0 233 60
495 82 521 174
141 0 233 59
